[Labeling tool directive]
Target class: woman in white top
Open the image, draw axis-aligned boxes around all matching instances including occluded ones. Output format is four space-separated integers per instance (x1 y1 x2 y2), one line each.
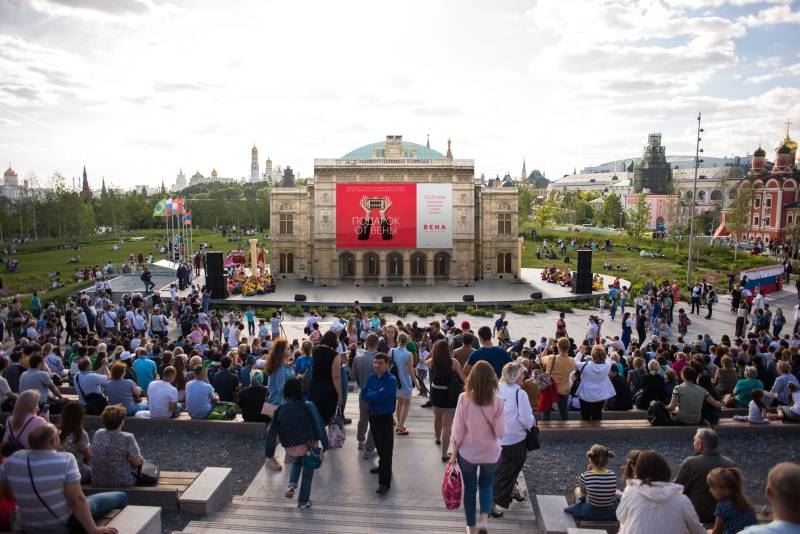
616 450 705 534
491 362 536 517
575 346 616 421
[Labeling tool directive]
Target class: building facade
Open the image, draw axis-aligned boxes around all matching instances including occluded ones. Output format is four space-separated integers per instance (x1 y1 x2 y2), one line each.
269 135 520 287
717 125 799 243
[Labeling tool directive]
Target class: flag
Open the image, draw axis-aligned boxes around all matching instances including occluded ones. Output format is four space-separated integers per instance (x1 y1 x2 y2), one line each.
184 211 192 225
152 199 167 217
175 197 184 215
166 198 174 216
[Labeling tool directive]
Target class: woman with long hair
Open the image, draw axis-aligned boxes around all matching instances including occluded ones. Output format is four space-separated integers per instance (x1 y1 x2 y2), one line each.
265 339 295 407
309 331 343 424
2 390 46 452
428 339 465 461
58 401 91 482
450 360 506 534
392 332 418 435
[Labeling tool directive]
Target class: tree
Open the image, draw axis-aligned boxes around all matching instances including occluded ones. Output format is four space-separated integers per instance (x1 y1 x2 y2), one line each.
533 198 559 228
517 185 534 226
726 181 754 263
625 193 652 240
597 193 624 228
665 194 689 252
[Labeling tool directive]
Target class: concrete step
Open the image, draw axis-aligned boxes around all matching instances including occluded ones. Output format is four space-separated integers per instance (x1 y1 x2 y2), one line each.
179 495 539 534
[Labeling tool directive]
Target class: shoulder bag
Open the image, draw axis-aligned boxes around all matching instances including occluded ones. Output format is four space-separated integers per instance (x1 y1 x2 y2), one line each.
326 405 346 449
75 374 108 416
135 460 160 486
516 389 540 451
569 362 585 397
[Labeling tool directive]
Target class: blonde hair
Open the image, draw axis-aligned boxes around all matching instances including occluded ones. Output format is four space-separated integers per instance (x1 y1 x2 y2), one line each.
11 390 40 430
500 362 525 385
587 444 615 469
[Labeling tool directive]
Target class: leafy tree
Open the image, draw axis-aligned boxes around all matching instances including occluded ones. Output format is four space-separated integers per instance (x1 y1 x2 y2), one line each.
597 193 624 228
517 185 534 225
625 193 652 240
726 181 754 263
533 198 559 228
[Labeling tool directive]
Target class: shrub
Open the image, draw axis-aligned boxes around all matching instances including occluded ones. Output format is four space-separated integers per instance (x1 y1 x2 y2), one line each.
445 307 458 317
464 306 493 317
431 303 447 314
395 305 408 317
285 304 304 317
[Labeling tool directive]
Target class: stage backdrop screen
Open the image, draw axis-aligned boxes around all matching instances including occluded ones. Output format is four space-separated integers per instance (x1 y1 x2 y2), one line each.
335 183 452 249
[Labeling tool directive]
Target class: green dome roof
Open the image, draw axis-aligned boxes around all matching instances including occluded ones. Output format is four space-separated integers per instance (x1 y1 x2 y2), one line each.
341 141 446 160
754 146 766 157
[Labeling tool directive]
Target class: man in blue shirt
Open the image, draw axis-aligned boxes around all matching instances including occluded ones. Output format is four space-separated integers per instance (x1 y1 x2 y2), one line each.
186 366 218 419
464 326 513 378
360 353 397 495
132 348 157 392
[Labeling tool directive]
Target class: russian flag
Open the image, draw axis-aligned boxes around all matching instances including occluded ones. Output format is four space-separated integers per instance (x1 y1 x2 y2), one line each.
166 198 174 216
184 211 192 225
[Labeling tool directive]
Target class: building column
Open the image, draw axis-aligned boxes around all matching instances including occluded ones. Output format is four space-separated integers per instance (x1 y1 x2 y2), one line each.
354 251 364 286
402 251 411 286
378 251 388 287
426 253 435 286
249 239 258 274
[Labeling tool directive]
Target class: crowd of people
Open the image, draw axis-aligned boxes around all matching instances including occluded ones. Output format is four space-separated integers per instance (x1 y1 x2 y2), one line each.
0 270 796 533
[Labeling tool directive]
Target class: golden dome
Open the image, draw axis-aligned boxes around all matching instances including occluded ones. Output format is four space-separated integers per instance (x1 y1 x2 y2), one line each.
777 121 797 153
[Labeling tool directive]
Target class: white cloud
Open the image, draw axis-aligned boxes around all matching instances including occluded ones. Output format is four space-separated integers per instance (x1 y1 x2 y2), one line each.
738 4 800 26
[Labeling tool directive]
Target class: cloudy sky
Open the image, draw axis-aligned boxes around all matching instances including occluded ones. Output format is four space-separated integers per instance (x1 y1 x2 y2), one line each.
1 0 799 190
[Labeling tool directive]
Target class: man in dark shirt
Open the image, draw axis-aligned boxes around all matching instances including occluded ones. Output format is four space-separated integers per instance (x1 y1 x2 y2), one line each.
211 355 240 402
606 365 632 411
674 428 736 524
464 326 513 378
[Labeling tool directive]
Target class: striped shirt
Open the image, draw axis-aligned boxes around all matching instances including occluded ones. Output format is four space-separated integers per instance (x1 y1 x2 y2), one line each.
578 469 618 508
0 450 81 534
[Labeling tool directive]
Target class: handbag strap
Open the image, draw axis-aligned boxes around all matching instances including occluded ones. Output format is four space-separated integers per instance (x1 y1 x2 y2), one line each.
9 415 35 442
74 373 86 399
26 455 70 528
478 404 497 441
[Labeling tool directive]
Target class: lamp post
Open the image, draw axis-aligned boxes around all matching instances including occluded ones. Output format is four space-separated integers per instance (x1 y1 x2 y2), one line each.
687 112 704 285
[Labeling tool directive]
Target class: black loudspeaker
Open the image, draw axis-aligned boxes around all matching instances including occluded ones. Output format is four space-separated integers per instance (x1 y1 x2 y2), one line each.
577 249 592 273
530 291 543 299
294 294 307 302
381 296 393 303
463 295 474 302
206 252 224 278
206 275 227 299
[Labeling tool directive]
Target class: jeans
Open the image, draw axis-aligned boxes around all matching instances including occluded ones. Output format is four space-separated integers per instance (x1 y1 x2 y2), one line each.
457 454 499 527
541 394 569 421
564 497 618 520
87 491 128 517
288 455 315 504
126 402 149 416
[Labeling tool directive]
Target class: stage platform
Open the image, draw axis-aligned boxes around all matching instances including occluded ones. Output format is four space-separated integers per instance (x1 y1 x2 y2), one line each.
216 268 628 307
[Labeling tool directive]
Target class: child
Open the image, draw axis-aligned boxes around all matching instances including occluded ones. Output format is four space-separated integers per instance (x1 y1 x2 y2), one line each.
677 308 691 336
564 444 618 520
706 467 757 534
733 389 769 424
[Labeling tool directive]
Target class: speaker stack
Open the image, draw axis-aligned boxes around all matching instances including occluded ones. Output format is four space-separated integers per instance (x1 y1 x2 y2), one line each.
204 251 227 299
573 249 593 295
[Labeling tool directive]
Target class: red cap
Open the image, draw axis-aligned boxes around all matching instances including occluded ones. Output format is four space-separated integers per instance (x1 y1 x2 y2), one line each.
460 320 471 330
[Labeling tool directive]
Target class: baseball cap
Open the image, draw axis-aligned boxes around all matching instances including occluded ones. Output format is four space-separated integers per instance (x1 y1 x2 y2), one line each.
120 351 132 361
460 320 471 330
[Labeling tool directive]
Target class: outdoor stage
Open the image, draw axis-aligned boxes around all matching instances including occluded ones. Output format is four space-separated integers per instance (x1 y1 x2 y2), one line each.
215 268 628 307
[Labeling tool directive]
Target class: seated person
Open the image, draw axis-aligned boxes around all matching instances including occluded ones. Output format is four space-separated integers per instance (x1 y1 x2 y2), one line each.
664 367 722 425
740 463 800 533
237 369 268 422
774 382 800 423
0 423 125 533
186 366 219 419
139 366 180 419
91 405 145 487
106 362 147 416
606 365 633 411
564 444 619 520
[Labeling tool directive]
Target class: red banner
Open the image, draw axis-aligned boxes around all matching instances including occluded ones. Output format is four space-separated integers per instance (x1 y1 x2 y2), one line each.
336 183 417 248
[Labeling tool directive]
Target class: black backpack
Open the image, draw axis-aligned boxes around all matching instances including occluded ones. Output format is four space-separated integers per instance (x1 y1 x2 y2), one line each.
75 374 108 416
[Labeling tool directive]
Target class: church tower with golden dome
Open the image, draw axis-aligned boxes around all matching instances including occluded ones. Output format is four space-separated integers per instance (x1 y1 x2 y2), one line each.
250 144 260 182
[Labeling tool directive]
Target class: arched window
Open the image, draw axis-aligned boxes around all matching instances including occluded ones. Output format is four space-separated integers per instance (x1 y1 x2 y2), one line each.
710 190 722 201
339 252 355 278
697 190 706 201
363 252 379 278
728 189 736 200
411 252 426 278
387 252 403 280
685 190 693 200
434 252 450 279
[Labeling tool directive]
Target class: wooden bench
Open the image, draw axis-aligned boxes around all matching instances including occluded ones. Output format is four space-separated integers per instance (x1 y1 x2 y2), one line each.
85 471 199 511
535 494 576 534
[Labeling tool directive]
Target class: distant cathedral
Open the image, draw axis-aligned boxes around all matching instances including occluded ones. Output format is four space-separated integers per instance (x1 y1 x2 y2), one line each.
632 133 672 194
251 145 260 182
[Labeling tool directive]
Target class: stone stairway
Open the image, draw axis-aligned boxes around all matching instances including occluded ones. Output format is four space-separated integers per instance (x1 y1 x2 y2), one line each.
178 394 540 533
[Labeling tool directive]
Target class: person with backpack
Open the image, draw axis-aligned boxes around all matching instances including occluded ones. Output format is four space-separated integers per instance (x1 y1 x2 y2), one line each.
1 390 46 455
265 378 329 509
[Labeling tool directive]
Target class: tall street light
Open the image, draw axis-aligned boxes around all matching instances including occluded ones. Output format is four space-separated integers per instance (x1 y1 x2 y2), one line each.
687 112 704 285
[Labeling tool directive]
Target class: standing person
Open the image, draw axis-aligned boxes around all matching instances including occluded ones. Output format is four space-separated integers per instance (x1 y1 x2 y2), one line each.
270 311 282 340
635 310 647 345
309 331 343 426
555 312 568 339
450 361 505 534
540 337 576 421
575 346 616 421
141 267 154 293
705 286 717 319
690 283 702 315
429 339 466 462
391 333 417 436
245 307 256 337
0 423 125 534
352 334 379 458
616 450 706 534
772 308 786 338
491 362 535 517
620 312 632 349
264 378 329 509
464 326 513 378
361 352 397 495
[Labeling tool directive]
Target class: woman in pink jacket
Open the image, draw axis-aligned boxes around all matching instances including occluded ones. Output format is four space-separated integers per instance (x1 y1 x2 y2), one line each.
450 361 506 534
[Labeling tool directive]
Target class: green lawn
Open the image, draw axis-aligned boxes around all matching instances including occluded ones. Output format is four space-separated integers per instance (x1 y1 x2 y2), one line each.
520 224 776 298
2 228 271 302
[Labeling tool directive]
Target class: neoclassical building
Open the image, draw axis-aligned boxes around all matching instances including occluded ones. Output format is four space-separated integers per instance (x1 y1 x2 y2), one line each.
269 135 520 286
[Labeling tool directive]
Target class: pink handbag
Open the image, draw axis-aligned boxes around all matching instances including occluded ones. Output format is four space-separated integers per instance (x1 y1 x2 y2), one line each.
442 463 463 510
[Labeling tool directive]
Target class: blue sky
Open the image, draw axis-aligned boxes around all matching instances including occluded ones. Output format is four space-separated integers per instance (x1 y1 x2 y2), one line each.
0 0 798 190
